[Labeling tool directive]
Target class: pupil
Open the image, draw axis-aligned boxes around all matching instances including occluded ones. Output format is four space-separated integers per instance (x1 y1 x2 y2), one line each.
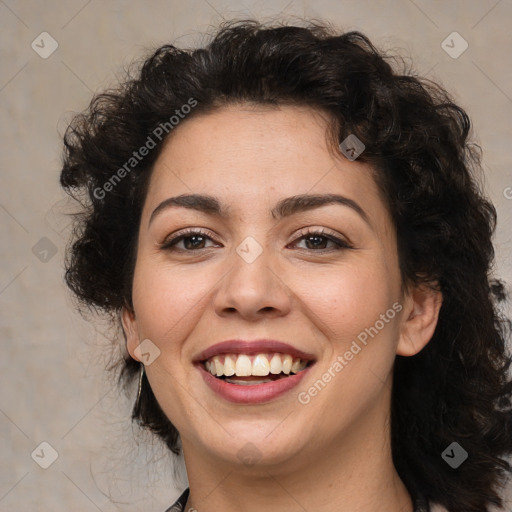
307 236 325 249
186 235 204 249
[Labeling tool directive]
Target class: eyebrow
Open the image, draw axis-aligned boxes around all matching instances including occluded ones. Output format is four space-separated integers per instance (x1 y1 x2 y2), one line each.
148 193 371 228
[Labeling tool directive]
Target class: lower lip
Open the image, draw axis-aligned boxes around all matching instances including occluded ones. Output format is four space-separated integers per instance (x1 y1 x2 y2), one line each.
197 363 312 404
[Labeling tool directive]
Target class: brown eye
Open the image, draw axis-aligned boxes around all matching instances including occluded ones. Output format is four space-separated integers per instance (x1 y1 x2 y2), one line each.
289 229 352 252
161 229 219 252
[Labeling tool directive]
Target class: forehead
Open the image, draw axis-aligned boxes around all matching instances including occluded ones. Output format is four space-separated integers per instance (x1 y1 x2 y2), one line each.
144 104 388 229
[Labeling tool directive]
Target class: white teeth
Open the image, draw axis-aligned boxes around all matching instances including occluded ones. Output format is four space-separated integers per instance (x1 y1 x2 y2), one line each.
252 354 270 376
204 353 309 378
282 355 293 374
235 354 252 376
214 356 224 377
223 355 236 376
270 354 282 374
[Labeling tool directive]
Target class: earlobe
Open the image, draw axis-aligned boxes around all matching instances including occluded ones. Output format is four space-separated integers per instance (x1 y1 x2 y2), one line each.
397 283 443 357
121 307 141 362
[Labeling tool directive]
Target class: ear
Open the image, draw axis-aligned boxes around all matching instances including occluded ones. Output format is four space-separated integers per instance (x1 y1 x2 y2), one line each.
397 282 443 357
121 307 141 362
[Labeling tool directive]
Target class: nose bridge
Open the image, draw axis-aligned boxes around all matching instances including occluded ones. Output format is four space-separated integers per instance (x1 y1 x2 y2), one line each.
213 233 291 318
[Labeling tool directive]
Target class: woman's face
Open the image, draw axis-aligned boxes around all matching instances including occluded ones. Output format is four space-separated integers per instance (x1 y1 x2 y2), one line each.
123 104 435 471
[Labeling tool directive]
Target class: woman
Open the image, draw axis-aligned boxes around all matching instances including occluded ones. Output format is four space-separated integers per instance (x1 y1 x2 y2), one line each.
59 18 512 512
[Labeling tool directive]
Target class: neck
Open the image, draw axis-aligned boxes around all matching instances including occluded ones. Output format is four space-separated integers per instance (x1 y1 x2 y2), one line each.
181 392 413 512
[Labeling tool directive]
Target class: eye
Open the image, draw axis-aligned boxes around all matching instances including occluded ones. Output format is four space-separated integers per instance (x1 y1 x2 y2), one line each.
289 227 352 252
160 228 219 252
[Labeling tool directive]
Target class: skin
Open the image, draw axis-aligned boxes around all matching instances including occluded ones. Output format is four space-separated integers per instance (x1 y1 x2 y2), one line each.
122 104 442 512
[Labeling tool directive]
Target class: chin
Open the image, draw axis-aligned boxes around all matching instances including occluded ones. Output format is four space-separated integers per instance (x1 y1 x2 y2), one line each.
197 422 309 469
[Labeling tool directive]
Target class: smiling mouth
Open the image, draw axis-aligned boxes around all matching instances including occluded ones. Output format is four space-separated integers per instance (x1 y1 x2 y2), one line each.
203 353 313 385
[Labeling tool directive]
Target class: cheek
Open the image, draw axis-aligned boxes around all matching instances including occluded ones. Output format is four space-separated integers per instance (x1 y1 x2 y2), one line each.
294 257 401 401
130 259 215 355
292 264 400 427
294 260 398 347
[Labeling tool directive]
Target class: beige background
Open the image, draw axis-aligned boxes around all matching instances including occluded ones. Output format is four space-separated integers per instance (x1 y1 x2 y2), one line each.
1 1 511 510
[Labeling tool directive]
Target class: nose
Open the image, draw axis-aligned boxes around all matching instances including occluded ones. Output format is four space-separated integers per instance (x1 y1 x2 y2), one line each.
213 239 292 321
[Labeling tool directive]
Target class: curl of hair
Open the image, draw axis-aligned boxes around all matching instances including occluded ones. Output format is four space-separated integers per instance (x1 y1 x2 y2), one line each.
60 18 512 512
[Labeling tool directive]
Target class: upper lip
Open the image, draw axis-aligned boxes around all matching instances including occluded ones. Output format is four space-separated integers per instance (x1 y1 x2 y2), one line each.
194 339 317 363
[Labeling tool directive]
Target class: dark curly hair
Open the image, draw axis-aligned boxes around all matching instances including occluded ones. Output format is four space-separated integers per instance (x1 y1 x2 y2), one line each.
59 18 512 512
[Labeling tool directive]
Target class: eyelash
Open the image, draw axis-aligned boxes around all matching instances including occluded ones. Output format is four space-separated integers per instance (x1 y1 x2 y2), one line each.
160 227 353 253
